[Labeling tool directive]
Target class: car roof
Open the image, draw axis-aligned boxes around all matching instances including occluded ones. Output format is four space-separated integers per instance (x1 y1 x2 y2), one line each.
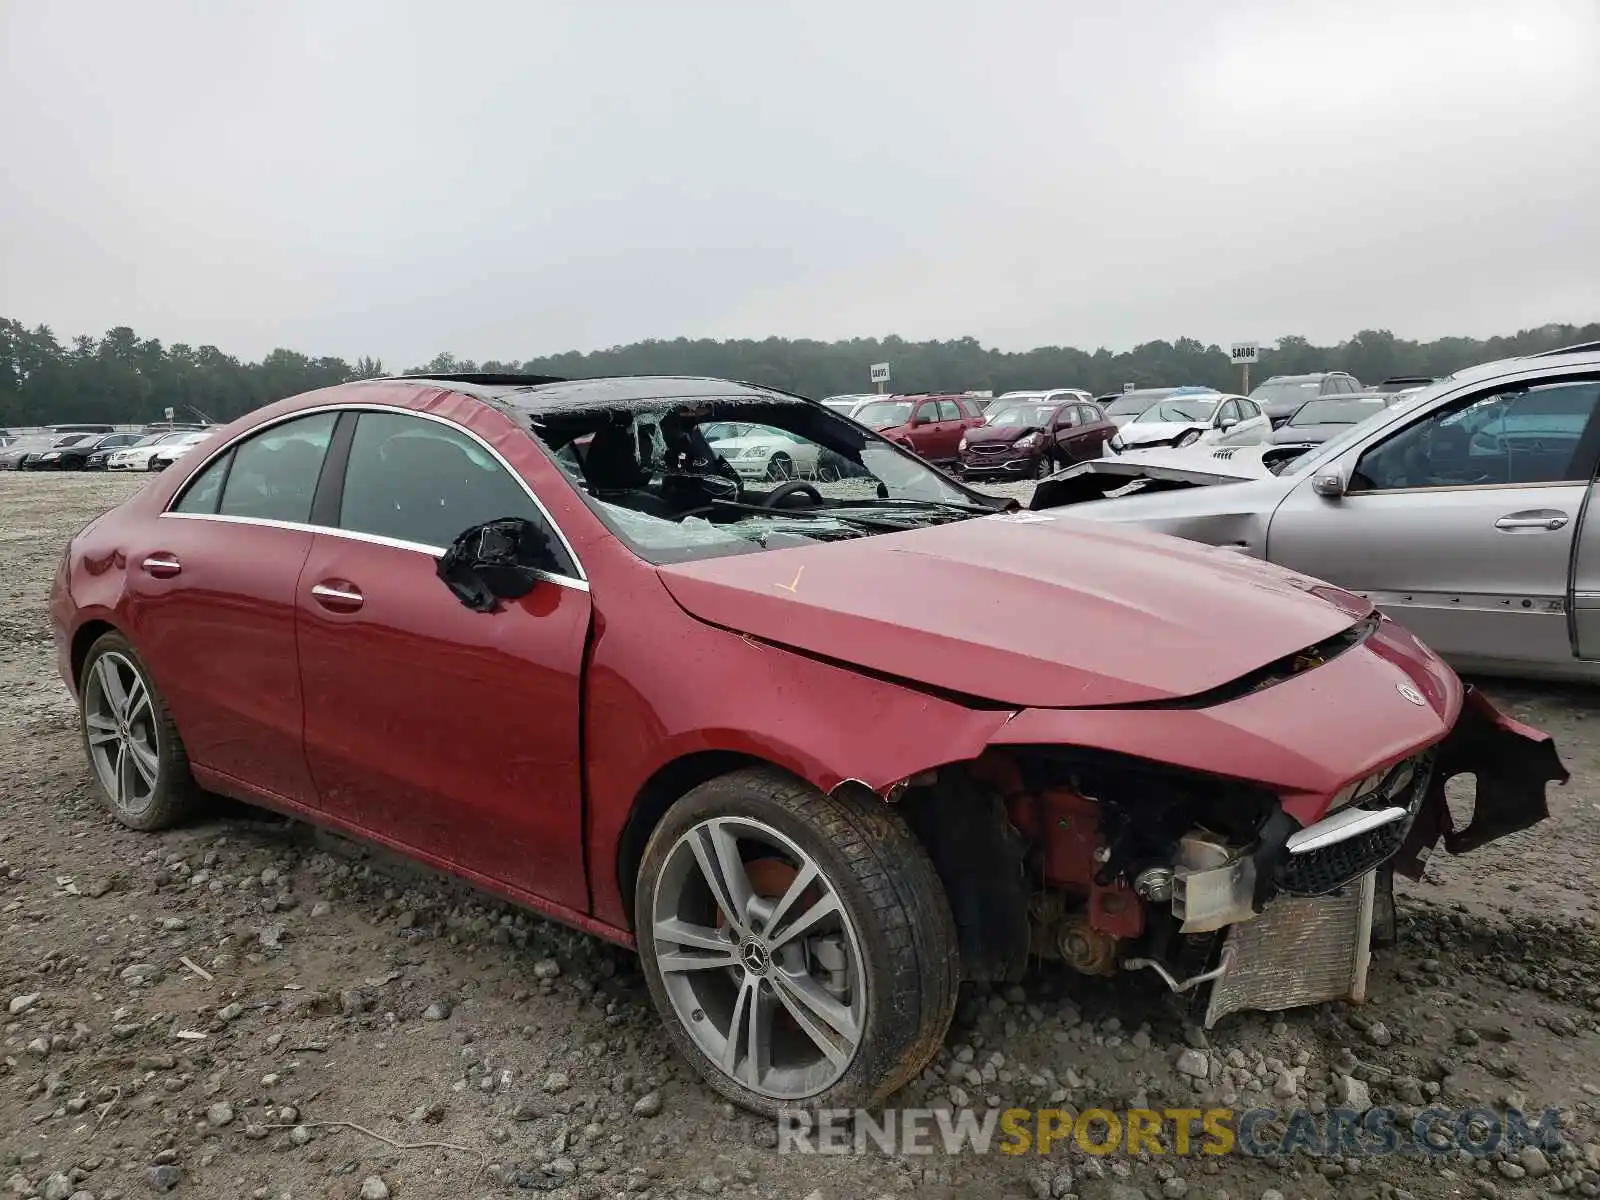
1526 340 1600 359
1437 344 1600 387
372 373 806 415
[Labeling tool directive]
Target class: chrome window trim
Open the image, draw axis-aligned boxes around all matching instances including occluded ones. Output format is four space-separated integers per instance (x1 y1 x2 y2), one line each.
161 401 588 584
161 511 589 593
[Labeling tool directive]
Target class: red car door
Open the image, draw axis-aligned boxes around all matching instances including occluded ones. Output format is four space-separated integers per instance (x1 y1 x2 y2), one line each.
295 409 592 911
1071 404 1115 460
127 412 338 805
926 398 967 461
1046 405 1081 464
901 398 941 459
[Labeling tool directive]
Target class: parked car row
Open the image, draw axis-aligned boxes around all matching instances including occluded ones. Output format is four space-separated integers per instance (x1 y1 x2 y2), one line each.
0 428 214 471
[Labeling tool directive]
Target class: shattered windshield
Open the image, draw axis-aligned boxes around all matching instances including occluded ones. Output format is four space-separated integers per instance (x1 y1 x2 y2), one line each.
1104 393 1169 417
1134 399 1218 423
527 393 996 565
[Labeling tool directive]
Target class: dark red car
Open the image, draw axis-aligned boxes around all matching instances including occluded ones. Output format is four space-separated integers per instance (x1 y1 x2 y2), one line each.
850 393 984 464
51 373 1566 1116
958 399 1115 479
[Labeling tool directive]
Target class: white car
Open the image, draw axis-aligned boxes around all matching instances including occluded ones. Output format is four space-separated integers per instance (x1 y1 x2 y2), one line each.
983 388 1092 425
704 421 822 480
819 395 877 419
106 431 196 471
145 431 213 471
1107 394 1269 454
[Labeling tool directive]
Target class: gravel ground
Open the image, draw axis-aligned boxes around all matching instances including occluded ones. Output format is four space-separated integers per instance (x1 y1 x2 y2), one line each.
4 471 1600 1200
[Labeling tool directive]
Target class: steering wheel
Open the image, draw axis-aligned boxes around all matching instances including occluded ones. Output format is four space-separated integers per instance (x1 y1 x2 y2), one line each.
761 480 825 508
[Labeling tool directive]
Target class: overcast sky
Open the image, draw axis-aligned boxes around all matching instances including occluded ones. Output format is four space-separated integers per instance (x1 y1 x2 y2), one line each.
2 0 1597 367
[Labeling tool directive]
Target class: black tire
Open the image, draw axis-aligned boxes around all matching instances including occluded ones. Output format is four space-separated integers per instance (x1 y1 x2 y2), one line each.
635 767 959 1116
766 452 795 482
79 631 201 831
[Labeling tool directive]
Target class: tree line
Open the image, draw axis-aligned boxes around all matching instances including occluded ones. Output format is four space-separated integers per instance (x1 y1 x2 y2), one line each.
2 316 1596 428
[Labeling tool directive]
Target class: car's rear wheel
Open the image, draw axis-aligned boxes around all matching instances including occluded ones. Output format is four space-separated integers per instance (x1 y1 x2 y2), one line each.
636 768 959 1116
80 632 200 831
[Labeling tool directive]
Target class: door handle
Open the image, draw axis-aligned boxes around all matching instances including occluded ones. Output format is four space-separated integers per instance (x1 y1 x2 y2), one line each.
1494 514 1568 532
310 582 364 611
141 554 181 578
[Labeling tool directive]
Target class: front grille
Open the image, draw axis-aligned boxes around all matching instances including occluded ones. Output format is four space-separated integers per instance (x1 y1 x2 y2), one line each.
1277 823 1406 895
970 443 1008 455
1275 749 1435 898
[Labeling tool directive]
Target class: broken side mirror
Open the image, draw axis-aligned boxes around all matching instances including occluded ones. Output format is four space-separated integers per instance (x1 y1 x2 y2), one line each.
436 517 558 613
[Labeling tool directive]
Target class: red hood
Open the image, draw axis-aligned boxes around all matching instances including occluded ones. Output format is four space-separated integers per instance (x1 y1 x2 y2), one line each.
656 514 1375 708
963 423 1030 445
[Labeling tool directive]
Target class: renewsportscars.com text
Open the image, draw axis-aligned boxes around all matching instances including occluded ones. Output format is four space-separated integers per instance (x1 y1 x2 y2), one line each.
777 1106 1565 1159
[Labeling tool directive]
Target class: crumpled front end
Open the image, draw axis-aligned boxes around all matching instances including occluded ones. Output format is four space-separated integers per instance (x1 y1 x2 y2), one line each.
1195 687 1566 1024
905 684 1566 1026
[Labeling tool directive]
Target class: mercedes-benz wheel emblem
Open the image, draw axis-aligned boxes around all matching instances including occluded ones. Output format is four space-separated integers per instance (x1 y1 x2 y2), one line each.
740 941 770 974
1396 682 1426 706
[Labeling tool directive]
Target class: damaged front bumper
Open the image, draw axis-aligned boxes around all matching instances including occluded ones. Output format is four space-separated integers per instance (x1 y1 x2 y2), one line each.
1146 686 1568 1024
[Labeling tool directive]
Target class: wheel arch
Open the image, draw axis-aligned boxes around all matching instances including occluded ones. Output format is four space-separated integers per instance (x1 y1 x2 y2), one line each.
70 618 120 690
614 749 775 926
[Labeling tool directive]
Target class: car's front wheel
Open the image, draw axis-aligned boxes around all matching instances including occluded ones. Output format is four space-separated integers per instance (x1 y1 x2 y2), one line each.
80 632 200 831
636 768 958 1116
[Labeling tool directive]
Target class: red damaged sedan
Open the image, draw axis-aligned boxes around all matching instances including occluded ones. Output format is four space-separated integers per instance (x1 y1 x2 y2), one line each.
51 373 1566 1116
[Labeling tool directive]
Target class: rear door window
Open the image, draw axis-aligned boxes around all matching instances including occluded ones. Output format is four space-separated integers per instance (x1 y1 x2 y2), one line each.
217 412 338 523
936 400 961 421
173 451 231 514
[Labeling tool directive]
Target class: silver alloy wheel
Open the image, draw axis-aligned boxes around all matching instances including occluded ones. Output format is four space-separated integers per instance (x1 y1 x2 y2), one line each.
650 816 868 1101
84 652 160 817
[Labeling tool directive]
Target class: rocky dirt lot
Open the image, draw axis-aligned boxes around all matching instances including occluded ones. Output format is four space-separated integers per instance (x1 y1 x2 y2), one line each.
4 472 1600 1200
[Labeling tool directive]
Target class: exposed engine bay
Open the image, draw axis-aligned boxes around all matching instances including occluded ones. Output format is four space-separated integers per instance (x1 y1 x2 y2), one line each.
886 686 1567 1027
